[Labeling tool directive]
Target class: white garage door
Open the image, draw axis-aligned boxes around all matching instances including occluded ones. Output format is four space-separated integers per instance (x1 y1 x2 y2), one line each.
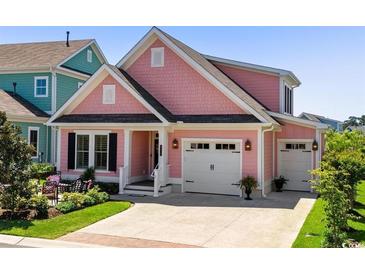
183 140 241 196
278 141 313 192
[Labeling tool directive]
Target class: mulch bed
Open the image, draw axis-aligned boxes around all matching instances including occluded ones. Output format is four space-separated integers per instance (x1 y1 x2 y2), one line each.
0 207 62 220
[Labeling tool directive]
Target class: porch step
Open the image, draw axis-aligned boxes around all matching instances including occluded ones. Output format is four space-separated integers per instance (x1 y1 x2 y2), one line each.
123 184 172 197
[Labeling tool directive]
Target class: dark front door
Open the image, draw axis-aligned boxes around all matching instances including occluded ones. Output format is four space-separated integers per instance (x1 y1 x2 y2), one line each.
154 137 159 168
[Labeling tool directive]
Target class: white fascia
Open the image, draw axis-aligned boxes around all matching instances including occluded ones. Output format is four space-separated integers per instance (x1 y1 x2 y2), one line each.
268 111 329 129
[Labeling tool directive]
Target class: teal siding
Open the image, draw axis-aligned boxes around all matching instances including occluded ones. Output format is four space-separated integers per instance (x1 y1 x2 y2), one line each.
13 121 48 162
56 73 84 110
0 73 52 112
62 46 103 75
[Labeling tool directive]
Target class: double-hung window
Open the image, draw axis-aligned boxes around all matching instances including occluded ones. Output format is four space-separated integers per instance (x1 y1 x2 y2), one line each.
284 84 293 114
34 76 48 97
76 135 90 169
94 135 108 170
75 133 109 171
28 127 39 158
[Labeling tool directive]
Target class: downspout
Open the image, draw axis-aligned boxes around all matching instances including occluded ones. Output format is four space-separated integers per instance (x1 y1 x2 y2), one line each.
261 125 275 197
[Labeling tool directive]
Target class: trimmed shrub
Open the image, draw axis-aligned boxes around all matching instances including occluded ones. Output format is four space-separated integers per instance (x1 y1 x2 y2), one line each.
56 201 77 214
94 182 119 195
61 192 87 208
30 195 49 218
30 163 55 180
87 186 109 204
80 167 95 182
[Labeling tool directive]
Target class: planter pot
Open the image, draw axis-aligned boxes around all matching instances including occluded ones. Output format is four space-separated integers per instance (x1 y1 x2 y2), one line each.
275 183 284 192
244 189 253 200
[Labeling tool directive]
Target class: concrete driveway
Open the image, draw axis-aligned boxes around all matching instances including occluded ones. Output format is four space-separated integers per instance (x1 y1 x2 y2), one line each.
61 191 316 248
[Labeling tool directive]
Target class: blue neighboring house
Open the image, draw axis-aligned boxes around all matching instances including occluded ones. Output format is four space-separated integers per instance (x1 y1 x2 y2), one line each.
299 112 343 131
0 37 107 163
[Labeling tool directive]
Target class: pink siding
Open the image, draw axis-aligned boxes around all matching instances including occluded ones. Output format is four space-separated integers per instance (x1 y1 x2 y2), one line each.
131 131 150 177
60 128 124 177
127 39 245 115
274 123 316 176
168 130 257 179
215 63 280 112
72 75 151 115
264 131 273 183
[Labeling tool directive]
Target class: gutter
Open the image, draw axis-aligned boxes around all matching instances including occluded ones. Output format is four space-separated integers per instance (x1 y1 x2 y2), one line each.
260 125 275 197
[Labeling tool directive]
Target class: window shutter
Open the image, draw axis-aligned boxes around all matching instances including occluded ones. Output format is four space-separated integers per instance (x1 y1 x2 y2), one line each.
108 133 117 172
67 133 76 170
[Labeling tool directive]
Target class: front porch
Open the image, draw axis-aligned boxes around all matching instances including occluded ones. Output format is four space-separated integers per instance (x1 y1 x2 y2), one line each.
118 128 170 197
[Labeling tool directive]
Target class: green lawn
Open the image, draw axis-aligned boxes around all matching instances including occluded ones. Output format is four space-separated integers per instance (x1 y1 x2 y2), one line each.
0 201 131 239
292 181 365 247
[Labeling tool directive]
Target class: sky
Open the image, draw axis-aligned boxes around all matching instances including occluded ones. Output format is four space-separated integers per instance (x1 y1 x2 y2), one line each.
1 26 364 121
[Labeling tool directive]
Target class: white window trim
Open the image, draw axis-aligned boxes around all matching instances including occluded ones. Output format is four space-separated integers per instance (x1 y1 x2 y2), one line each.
34 76 49 98
28 127 40 159
78 82 84 88
74 132 109 172
102 84 116 105
151 47 164 67
283 83 293 115
87 49 93 63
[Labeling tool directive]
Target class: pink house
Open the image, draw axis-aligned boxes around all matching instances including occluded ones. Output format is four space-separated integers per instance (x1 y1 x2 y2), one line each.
48 27 328 197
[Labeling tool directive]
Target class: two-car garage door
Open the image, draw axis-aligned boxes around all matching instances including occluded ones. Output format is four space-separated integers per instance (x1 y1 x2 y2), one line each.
183 140 241 196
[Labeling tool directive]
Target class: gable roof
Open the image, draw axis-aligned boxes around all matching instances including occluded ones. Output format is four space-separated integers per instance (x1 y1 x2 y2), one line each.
204 55 301 87
47 64 173 125
117 27 279 125
299 112 343 130
0 89 49 121
0 39 106 72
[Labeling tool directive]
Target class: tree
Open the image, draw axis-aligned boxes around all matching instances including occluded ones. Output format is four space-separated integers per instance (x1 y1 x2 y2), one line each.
0 111 34 214
343 115 365 129
312 130 365 247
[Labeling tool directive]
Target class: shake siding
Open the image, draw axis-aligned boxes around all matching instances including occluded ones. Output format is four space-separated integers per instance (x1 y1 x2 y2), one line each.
71 75 151 114
56 73 83 110
214 64 280 112
0 73 52 112
127 39 245 115
13 121 48 162
63 46 102 75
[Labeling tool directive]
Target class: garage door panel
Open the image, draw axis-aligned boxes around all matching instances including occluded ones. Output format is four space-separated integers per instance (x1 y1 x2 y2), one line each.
279 142 313 192
183 140 241 196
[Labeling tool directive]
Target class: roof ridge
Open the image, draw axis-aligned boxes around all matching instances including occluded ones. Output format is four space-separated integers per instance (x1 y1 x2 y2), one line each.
0 39 93 47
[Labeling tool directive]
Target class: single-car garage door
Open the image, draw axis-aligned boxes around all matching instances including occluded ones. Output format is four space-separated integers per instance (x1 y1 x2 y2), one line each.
278 141 313 192
183 140 241 196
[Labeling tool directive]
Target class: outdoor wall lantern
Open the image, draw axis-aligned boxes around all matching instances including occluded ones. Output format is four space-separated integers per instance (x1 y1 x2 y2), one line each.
172 138 179 149
312 140 318 151
245 140 252 151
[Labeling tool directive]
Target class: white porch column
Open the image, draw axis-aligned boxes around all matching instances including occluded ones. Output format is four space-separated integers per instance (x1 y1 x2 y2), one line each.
155 127 168 195
119 128 131 194
56 127 61 171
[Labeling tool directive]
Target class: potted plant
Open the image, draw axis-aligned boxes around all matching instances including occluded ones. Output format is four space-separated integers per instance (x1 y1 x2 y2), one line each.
239 176 257 200
272 176 288 192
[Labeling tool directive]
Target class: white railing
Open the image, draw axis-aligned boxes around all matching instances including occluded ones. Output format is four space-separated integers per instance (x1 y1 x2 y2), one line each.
152 164 160 197
119 166 128 194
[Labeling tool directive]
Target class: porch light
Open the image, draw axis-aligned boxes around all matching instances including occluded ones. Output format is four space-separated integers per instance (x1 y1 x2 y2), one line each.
245 140 252 151
172 138 179 149
312 140 318 151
